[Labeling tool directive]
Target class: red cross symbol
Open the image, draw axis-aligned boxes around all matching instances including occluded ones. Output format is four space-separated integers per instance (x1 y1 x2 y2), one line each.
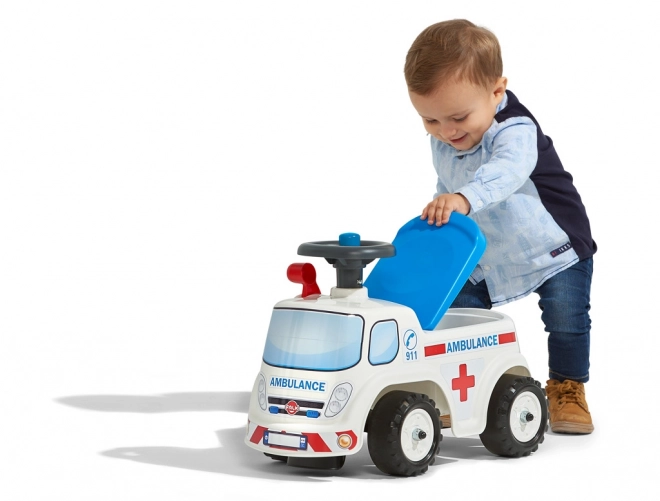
452 363 475 402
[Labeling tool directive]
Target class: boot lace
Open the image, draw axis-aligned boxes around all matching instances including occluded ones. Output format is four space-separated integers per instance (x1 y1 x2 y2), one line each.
549 380 587 410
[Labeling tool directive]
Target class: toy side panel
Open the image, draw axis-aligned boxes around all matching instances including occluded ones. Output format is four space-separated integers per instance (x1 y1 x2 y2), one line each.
445 353 531 437
419 319 530 437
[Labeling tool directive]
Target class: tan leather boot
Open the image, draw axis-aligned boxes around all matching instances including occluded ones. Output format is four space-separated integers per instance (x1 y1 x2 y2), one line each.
545 379 594 434
440 415 451 429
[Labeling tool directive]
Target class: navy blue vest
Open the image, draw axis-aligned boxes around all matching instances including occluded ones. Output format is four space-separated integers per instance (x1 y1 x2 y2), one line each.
495 91 597 260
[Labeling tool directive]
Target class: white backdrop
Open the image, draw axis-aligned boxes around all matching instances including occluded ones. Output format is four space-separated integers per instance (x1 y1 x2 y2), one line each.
1 1 657 499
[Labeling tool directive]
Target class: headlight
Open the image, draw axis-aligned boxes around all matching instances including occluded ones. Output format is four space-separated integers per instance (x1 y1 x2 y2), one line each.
257 374 267 410
325 382 353 417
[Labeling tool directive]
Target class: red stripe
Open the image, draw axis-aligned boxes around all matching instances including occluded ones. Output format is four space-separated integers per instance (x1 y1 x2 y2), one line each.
498 332 516 344
249 425 267 444
306 433 331 452
425 343 446 357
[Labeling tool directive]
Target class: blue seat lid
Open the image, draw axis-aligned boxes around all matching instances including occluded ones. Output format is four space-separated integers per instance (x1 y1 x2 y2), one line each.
363 213 486 330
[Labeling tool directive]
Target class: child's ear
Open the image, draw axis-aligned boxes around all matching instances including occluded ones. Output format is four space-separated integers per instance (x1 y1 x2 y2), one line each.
493 77 508 102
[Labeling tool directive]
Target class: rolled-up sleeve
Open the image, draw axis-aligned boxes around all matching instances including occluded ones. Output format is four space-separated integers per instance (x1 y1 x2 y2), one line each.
458 117 537 214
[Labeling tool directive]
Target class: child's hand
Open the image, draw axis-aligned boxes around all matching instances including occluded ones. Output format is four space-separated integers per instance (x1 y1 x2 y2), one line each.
421 193 471 226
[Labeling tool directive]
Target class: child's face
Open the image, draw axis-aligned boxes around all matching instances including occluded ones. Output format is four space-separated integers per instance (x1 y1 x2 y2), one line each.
409 77 507 151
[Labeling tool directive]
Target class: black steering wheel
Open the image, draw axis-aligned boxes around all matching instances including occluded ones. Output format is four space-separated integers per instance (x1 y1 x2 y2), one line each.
298 233 395 289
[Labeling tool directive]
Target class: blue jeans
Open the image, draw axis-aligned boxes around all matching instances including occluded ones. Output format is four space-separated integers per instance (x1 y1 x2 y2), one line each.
450 258 593 383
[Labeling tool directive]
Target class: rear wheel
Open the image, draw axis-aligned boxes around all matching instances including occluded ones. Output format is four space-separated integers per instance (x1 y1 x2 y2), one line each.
367 391 441 476
480 374 548 457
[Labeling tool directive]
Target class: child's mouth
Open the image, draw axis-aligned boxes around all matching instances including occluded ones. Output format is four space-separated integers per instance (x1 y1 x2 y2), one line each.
450 134 467 144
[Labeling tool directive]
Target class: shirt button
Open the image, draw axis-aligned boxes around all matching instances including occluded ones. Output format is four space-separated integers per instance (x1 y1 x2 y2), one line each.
476 200 484 208
483 265 491 272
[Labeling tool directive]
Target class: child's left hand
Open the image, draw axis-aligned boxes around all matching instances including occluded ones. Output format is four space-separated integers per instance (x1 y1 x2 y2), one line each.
421 193 471 226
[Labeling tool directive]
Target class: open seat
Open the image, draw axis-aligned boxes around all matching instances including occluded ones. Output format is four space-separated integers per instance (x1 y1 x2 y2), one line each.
364 214 486 330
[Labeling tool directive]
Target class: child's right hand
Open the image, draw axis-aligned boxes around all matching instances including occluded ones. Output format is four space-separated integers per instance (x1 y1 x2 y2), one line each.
421 193 471 226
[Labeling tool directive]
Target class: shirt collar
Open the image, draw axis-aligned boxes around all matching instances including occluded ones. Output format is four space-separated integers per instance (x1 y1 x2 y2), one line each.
497 91 509 113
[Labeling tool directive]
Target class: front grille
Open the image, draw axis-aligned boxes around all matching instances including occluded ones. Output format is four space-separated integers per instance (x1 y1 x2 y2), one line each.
268 397 324 409
276 409 308 416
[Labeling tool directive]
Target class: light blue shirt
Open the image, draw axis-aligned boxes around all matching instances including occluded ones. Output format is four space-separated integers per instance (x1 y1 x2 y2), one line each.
431 93 579 305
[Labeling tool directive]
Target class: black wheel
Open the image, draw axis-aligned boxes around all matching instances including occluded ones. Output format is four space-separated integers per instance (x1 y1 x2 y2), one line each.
264 453 287 462
479 374 548 457
367 391 441 476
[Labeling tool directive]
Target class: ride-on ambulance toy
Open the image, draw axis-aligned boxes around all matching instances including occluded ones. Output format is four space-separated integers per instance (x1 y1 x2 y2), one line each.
245 214 548 476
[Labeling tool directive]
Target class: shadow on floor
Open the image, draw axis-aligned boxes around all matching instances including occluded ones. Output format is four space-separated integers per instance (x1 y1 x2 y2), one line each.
56 391 518 481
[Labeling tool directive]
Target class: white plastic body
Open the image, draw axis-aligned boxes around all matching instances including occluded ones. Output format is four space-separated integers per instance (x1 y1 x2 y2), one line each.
245 287 530 458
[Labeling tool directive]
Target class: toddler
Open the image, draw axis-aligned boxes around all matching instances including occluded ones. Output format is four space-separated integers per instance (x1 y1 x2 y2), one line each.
404 19 597 434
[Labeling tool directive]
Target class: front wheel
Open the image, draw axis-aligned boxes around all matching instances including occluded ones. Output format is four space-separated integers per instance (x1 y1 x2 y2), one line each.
480 374 548 457
367 391 441 476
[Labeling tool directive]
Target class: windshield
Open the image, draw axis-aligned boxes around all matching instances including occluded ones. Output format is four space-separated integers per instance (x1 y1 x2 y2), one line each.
263 308 364 371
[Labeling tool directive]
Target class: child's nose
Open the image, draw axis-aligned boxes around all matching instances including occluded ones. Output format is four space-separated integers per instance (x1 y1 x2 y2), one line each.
439 123 457 138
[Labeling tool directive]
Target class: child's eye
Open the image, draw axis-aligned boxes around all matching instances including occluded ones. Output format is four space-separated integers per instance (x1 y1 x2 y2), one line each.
424 118 437 124
454 116 467 122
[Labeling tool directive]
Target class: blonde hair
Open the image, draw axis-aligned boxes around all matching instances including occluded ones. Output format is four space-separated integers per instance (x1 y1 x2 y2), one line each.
404 19 503 95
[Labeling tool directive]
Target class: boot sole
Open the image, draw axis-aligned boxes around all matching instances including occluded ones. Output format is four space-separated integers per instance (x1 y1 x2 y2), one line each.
550 420 594 434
